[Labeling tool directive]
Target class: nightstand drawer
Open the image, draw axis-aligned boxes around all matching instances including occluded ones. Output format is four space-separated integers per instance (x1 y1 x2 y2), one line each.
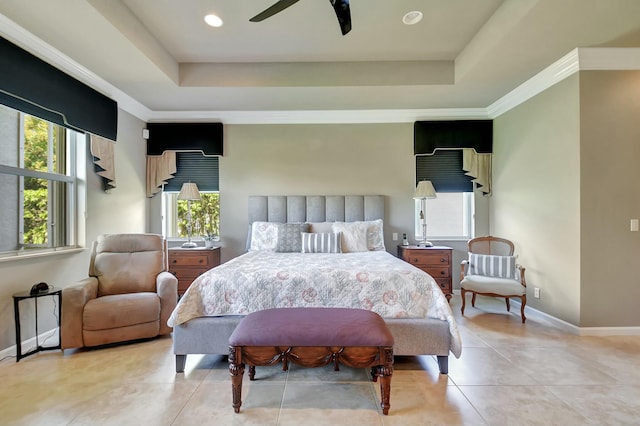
426 267 450 278
404 252 450 267
169 253 211 267
171 268 208 280
168 247 221 296
434 278 451 292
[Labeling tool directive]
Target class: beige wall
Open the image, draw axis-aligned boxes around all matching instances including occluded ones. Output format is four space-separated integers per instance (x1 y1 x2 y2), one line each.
493 70 640 328
218 123 417 261
0 109 149 353
579 71 640 327
493 75 582 325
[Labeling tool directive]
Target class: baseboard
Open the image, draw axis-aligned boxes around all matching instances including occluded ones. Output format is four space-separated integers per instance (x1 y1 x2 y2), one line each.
0 328 60 361
509 300 640 336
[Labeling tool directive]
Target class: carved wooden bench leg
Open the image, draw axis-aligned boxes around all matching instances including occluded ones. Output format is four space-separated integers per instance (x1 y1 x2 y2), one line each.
378 366 392 415
229 347 245 413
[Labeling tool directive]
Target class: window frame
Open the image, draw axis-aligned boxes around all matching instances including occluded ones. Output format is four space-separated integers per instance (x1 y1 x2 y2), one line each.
0 109 82 259
162 191 220 240
414 191 475 241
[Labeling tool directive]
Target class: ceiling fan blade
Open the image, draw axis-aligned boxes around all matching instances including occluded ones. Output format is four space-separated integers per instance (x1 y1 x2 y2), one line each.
331 0 351 35
250 0 301 22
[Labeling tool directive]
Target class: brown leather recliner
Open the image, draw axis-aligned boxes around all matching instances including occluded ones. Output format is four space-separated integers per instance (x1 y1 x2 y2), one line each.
61 233 178 349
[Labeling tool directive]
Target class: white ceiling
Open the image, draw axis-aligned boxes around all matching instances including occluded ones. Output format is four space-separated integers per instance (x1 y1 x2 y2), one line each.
2 0 640 120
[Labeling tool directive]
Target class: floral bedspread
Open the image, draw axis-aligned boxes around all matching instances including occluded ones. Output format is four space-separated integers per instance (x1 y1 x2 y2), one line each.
167 250 461 357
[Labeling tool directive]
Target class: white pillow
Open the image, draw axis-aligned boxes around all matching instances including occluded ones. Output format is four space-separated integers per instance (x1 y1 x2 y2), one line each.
330 219 385 251
332 222 369 252
249 221 278 251
307 222 335 234
362 219 385 251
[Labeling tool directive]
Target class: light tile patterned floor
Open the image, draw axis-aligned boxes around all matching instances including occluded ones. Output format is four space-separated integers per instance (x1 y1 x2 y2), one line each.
2 294 640 425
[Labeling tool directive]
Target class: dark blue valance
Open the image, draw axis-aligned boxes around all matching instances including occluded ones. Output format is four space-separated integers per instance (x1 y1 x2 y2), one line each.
146 123 223 156
0 36 118 140
414 120 492 155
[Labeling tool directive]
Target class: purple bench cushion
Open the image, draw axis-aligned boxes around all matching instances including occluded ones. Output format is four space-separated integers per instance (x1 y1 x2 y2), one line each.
229 307 394 347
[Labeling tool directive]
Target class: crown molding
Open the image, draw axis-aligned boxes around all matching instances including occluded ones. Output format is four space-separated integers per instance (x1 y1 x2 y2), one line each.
488 47 640 118
148 108 488 124
3 12 640 125
486 48 580 118
578 47 640 70
0 13 152 121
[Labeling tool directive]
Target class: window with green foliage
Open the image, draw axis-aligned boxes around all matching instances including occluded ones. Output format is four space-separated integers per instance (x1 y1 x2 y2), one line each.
164 192 220 240
0 105 79 255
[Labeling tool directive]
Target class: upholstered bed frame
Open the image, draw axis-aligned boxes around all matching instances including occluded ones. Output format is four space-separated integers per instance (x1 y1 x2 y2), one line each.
172 195 452 374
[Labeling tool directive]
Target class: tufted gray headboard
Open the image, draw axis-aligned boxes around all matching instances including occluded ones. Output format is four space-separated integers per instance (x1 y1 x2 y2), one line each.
248 195 385 224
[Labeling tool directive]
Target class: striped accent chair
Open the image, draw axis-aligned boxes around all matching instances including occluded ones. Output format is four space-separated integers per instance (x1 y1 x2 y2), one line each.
460 236 527 323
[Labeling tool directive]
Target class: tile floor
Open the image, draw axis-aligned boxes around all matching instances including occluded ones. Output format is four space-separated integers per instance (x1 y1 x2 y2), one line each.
2 294 640 425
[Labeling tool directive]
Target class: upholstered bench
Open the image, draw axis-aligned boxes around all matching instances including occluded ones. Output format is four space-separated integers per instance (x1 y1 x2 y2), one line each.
228 307 395 415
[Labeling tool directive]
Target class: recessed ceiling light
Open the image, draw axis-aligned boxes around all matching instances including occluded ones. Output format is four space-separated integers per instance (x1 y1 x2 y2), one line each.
204 14 223 27
402 11 423 25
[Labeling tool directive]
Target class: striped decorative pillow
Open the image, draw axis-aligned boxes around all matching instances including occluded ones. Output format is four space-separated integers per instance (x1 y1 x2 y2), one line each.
468 253 516 279
301 232 342 253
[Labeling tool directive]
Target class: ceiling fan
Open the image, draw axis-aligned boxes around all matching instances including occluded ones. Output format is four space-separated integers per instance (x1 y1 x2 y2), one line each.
250 0 352 35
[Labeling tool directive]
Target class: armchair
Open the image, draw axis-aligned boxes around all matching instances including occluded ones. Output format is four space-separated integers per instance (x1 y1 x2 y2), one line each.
460 236 527 323
61 233 178 349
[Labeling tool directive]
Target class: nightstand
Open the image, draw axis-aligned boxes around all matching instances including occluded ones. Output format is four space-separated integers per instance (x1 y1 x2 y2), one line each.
398 245 453 302
168 247 221 296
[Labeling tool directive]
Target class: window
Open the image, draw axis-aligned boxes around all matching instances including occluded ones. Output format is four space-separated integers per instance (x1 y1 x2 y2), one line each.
163 191 220 239
415 192 474 240
161 152 220 240
0 105 81 256
415 150 475 240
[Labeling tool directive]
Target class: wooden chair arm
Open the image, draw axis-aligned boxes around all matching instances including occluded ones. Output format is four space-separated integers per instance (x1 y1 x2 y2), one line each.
460 259 469 280
516 264 526 287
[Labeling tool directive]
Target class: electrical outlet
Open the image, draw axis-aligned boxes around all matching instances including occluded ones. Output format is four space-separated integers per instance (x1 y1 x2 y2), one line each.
534 287 540 299
392 233 398 241
631 219 639 232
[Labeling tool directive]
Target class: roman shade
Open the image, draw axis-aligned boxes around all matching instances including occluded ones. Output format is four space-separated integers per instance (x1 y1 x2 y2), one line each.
0 36 118 140
416 150 474 192
163 153 219 192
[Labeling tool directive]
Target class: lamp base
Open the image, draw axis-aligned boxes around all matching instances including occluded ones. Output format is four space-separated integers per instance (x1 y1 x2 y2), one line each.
417 241 434 247
181 241 197 248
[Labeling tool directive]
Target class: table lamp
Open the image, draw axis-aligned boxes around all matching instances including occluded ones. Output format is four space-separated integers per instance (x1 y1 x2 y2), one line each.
178 182 201 248
413 180 437 247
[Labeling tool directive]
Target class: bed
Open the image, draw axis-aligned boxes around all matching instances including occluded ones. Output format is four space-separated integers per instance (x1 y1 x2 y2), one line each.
169 195 461 374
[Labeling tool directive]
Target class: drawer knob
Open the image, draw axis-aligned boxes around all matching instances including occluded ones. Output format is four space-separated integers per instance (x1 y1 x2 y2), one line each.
199 259 203 263
171 260 177 263
412 258 418 263
440 258 446 263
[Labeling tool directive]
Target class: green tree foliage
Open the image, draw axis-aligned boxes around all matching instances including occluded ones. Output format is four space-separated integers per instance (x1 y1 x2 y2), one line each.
23 185 48 245
177 193 220 238
23 116 52 245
